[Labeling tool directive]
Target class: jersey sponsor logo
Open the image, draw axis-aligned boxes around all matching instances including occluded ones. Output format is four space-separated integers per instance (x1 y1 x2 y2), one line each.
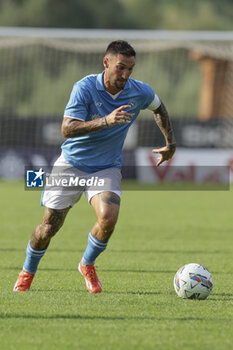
95 102 102 107
26 168 45 188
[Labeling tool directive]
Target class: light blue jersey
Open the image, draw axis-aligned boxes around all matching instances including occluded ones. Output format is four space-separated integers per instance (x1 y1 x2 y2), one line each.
62 72 160 173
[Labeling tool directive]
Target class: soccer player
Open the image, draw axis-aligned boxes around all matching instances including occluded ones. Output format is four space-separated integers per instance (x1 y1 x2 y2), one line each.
14 40 176 293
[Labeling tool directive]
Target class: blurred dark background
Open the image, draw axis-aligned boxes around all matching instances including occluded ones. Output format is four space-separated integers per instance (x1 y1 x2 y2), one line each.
0 0 233 180
0 0 233 30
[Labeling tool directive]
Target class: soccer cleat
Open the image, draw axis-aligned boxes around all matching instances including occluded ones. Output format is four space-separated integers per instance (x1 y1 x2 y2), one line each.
13 270 35 292
78 261 102 293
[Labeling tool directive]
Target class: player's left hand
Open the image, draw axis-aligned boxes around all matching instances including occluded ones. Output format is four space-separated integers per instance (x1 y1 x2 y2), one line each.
152 145 176 167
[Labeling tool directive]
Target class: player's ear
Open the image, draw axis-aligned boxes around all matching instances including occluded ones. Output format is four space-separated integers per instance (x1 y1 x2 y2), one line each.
103 56 109 69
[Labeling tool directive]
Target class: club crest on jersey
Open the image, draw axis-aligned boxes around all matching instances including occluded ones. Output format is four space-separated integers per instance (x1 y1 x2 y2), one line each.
128 100 136 107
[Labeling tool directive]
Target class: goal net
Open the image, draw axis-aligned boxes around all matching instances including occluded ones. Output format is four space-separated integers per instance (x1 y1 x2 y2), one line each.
0 28 232 179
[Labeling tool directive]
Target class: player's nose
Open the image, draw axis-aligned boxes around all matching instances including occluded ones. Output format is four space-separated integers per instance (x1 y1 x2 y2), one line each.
121 70 130 80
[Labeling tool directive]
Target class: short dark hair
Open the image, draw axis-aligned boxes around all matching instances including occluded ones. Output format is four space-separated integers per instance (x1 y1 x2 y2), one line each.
105 40 136 57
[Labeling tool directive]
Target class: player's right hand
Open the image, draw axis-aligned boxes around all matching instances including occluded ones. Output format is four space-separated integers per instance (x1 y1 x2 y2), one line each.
105 105 133 126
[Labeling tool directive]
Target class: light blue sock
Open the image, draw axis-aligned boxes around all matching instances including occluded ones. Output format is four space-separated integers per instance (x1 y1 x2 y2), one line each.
82 232 108 266
23 241 47 274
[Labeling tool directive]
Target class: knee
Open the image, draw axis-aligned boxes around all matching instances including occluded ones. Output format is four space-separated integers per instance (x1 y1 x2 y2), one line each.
98 211 118 232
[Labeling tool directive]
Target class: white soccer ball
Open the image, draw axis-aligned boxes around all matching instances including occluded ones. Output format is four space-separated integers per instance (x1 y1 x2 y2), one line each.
173 263 213 300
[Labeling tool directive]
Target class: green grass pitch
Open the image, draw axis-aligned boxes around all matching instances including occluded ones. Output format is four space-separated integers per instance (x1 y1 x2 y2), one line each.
0 180 233 350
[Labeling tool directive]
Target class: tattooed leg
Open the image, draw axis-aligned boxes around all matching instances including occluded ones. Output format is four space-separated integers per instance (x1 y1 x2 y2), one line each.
90 192 121 242
30 207 70 250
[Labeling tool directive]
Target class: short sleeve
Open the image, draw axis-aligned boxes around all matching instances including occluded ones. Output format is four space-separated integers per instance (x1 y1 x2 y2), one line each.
147 94 161 111
64 82 88 121
140 83 157 110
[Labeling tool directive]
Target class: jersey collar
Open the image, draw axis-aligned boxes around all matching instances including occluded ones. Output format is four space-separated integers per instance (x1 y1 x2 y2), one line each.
96 71 131 92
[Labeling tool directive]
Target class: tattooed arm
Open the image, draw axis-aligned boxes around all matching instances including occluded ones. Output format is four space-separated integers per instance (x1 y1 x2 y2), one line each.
62 116 107 137
61 105 133 138
153 101 176 147
152 101 176 166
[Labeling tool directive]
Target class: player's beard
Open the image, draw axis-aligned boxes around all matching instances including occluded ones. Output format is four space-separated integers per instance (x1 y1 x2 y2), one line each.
114 78 127 90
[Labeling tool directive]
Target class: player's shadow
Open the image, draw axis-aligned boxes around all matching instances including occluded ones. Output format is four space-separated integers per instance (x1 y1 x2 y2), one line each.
109 249 226 255
0 248 24 251
213 293 233 296
103 290 173 296
207 292 233 301
101 269 174 274
0 248 85 253
0 248 228 255
0 313 210 322
0 266 174 274
32 289 167 296
1 266 230 277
